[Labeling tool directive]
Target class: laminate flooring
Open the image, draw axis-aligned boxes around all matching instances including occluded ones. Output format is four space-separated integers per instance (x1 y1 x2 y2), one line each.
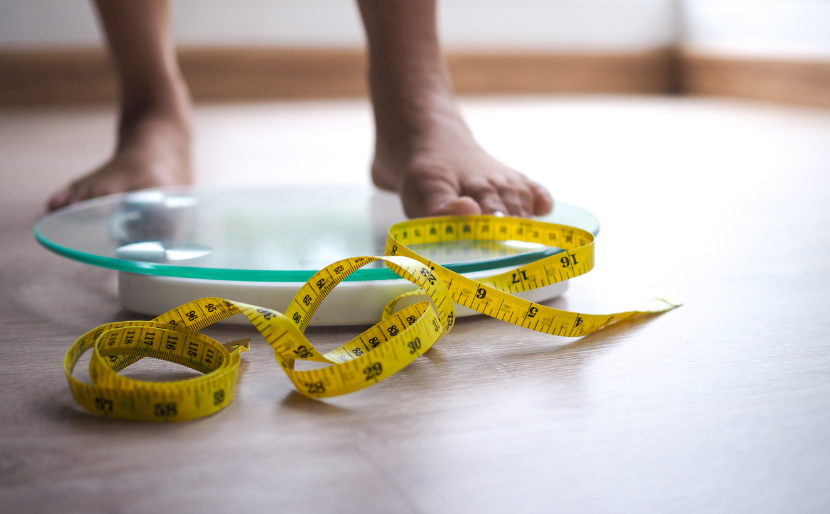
1 96 829 513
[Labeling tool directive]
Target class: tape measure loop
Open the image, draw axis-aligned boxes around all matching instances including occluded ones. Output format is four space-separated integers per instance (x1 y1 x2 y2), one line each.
64 215 677 421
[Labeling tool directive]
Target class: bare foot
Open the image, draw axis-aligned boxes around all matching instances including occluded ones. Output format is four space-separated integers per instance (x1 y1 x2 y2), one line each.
358 0 552 219
368 80 553 219
370 99 554 219
47 92 192 212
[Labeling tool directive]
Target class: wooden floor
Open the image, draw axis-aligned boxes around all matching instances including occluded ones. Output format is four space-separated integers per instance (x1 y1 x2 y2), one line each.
1 96 829 513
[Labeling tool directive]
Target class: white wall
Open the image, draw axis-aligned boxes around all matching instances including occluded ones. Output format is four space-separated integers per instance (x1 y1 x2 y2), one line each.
682 0 830 59
2 0 829 59
0 0 676 51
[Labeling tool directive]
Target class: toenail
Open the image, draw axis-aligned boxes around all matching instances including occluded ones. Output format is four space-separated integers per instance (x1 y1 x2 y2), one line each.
493 210 505 217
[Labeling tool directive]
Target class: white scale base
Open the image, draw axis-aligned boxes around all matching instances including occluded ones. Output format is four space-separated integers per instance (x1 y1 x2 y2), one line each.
119 269 568 326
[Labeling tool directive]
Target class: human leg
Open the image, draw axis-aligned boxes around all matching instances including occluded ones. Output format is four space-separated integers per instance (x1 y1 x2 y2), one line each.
357 0 553 218
48 0 192 211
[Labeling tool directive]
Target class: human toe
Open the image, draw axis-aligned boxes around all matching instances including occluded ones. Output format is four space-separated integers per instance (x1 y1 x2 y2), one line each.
430 196 482 216
47 187 71 212
462 179 508 215
528 180 553 216
401 166 476 218
494 179 537 217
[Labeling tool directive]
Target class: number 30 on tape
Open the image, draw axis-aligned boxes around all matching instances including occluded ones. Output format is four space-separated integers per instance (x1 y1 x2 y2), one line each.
64 215 680 421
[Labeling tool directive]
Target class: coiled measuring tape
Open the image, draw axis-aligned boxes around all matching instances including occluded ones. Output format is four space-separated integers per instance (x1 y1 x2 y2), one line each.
64 215 679 421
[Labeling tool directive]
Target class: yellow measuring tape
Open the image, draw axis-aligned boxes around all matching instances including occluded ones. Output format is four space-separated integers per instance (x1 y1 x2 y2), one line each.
64 215 679 421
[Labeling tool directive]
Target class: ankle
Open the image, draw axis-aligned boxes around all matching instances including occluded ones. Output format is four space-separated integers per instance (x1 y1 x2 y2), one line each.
119 75 191 132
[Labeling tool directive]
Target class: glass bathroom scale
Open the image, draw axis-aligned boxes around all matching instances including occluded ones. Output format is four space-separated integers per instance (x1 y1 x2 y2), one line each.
35 185 600 325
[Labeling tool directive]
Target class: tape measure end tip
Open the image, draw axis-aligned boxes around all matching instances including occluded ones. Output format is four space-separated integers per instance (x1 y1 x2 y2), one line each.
654 297 683 310
223 337 251 353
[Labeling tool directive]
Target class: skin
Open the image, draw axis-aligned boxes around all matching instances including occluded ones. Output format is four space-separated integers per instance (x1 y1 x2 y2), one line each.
48 0 553 219
47 0 191 212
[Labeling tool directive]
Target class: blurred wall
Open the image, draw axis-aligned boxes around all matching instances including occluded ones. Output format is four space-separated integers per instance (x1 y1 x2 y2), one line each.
2 0 829 59
1 0 676 51
683 0 830 59
1 0 828 107
679 0 830 107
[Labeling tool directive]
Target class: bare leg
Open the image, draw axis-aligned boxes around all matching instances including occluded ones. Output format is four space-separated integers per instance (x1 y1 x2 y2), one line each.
47 0 192 211
357 0 553 218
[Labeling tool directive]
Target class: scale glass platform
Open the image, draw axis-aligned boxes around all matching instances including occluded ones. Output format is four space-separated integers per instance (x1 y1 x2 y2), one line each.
35 185 599 325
